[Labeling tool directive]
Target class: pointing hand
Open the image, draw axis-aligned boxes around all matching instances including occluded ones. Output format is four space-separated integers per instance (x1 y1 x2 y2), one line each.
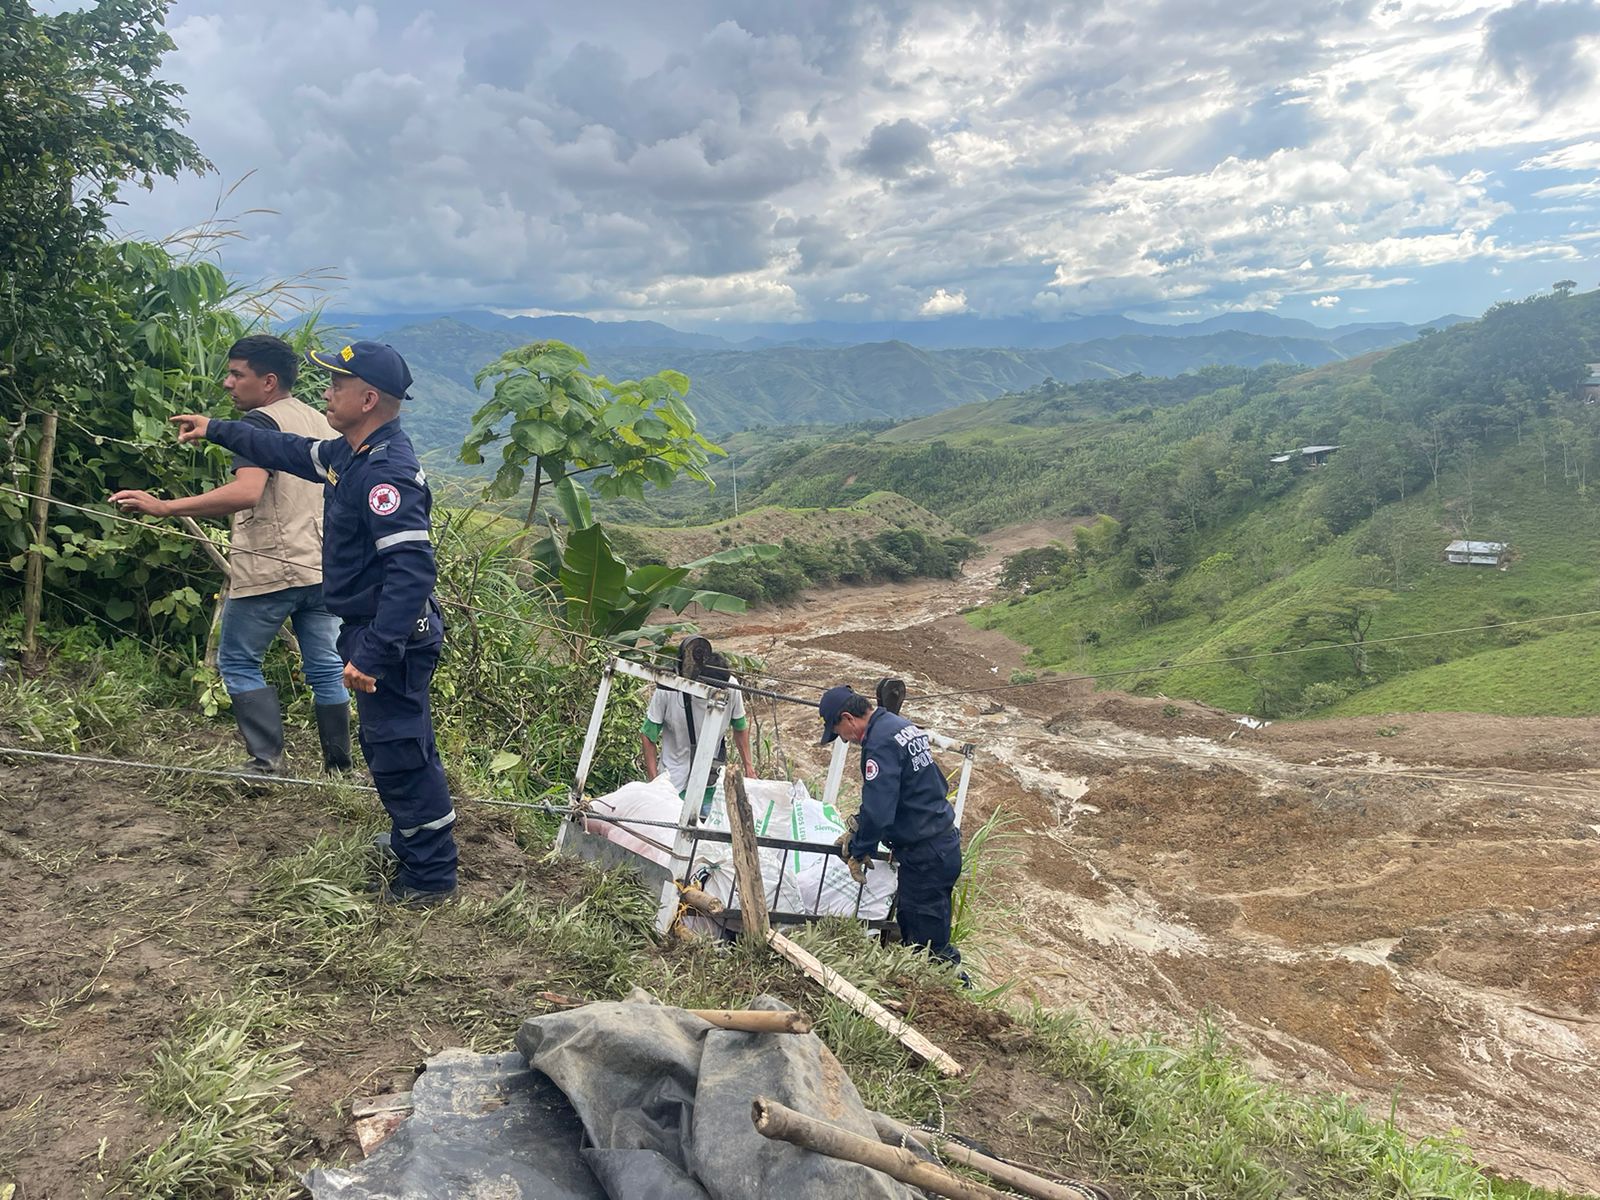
169 414 211 444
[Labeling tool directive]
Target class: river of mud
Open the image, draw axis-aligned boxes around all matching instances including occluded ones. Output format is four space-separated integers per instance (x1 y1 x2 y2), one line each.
700 522 1600 1193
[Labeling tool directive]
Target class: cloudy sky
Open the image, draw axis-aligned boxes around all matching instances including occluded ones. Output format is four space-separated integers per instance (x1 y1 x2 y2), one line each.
111 0 1600 327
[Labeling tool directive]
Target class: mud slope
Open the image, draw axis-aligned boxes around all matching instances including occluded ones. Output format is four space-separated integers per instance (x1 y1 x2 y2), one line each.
699 524 1600 1194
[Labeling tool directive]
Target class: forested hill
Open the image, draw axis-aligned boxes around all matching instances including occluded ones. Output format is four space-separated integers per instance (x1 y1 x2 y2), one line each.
381 314 1432 448
736 287 1600 718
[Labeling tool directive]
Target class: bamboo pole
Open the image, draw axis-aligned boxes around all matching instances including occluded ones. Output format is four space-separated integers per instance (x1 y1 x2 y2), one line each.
679 885 725 916
724 767 770 943
533 993 811 1034
752 1097 1008 1200
690 1008 812 1034
20 411 59 668
870 1111 1097 1200
176 514 230 576
177 515 231 670
766 928 962 1077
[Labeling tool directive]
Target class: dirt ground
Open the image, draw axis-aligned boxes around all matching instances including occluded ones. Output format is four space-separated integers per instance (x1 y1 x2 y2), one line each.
698 524 1600 1195
0 723 1096 1197
5 517 1598 1195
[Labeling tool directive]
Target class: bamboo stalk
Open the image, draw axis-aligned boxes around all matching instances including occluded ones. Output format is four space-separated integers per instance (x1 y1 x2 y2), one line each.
752 1097 1008 1200
176 514 231 577
20 411 58 666
870 1111 1096 1200
177 515 231 670
679 885 725 916
690 1008 811 1034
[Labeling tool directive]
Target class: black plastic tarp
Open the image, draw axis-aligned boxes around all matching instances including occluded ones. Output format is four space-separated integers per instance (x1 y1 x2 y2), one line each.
515 990 917 1200
304 1048 605 1199
307 992 918 1200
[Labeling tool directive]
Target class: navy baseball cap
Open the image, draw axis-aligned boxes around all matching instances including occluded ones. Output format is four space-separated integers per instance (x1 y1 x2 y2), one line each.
307 341 413 400
818 685 859 745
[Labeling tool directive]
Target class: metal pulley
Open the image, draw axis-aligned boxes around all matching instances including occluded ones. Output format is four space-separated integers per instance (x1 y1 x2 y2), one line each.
678 635 714 680
875 676 906 715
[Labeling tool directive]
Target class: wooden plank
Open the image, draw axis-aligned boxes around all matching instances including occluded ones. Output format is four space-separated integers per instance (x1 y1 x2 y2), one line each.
753 1097 1003 1199
767 929 962 1077
355 1111 409 1156
724 768 769 944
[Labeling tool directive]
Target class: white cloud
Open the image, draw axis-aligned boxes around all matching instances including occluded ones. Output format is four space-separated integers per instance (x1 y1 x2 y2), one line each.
106 0 1600 322
1535 178 1600 200
919 287 970 315
1312 294 1341 308
1519 140 1600 171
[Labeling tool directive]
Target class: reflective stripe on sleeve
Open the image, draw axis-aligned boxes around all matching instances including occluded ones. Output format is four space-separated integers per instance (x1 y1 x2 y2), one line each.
399 809 456 838
310 444 330 480
374 529 431 551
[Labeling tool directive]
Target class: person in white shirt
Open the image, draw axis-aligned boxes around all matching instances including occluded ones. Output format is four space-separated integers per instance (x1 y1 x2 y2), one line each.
640 652 753 819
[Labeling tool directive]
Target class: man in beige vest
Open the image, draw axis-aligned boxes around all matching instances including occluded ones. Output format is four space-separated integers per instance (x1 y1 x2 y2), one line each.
111 334 351 773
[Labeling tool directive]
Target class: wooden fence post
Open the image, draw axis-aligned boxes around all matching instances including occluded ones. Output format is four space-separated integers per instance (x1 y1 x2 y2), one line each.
724 766 770 944
20 411 59 669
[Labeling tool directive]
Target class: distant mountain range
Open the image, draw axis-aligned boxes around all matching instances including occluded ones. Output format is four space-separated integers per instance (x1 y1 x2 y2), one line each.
326 308 1475 456
325 307 1471 354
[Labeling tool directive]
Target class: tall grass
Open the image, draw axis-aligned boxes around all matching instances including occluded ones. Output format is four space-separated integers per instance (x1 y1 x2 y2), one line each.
119 1000 306 1200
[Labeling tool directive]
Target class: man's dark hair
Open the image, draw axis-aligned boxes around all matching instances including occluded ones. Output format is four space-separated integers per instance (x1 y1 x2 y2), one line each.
227 334 298 391
840 694 871 719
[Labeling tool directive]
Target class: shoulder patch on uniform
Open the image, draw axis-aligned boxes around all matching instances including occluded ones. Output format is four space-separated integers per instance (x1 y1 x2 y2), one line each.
368 483 401 516
864 758 880 781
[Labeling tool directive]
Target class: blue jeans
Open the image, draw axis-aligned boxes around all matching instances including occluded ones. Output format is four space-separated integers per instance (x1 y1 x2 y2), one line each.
218 584 349 705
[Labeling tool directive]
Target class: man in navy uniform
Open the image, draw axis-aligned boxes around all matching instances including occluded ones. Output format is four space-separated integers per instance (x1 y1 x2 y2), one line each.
819 685 963 968
170 341 458 906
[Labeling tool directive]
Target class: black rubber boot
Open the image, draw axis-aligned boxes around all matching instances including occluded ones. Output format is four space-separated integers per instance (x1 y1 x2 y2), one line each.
315 702 353 773
231 687 284 775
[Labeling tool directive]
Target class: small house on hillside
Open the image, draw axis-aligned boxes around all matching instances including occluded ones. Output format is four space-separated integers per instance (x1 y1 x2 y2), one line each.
1269 444 1340 466
1583 363 1600 402
1444 539 1508 566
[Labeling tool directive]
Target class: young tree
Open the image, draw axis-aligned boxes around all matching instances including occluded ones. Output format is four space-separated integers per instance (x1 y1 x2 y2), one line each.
1287 587 1389 675
460 341 723 529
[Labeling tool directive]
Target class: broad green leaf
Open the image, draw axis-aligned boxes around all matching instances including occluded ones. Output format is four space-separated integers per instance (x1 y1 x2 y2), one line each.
656 585 749 615
559 525 628 633
684 542 782 568
553 476 593 531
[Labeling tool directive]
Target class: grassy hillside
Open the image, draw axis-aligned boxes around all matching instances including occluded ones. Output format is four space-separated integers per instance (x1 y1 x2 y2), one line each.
737 288 1600 718
1324 625 1600 717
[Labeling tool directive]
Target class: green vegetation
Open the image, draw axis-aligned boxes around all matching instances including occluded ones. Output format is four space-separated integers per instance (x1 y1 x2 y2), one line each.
731 287 1600 718
698 526 978 605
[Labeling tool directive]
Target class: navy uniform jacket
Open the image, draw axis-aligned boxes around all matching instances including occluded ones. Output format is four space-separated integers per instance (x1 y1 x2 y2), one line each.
847 708 955 861
204 417 437 682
